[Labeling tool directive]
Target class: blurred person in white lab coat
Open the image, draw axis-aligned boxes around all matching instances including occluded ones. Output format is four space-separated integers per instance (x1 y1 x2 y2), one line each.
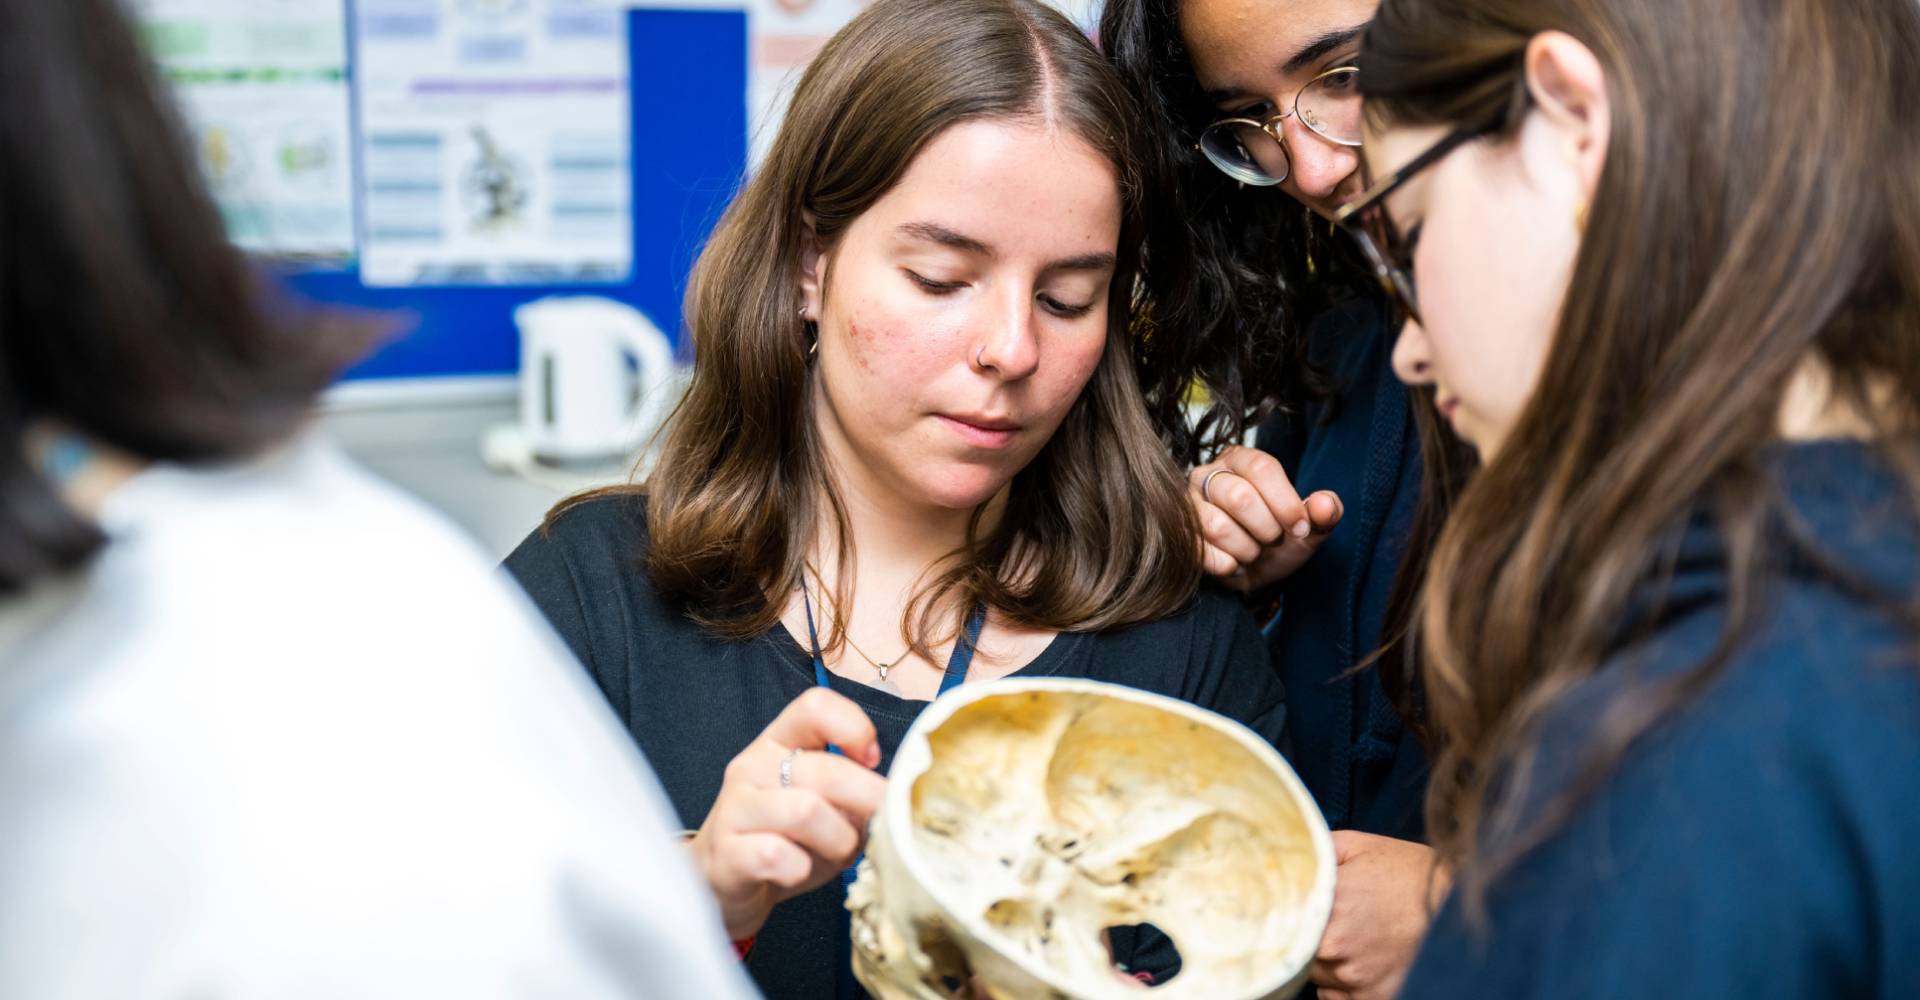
0 1 756 996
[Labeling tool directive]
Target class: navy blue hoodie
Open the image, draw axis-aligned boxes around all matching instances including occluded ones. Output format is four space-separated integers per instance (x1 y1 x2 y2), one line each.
1404 440 1920 998
1256 298 1428 838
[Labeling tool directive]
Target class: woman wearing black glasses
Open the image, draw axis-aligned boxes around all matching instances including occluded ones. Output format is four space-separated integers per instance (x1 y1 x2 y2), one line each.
1100 2 1458 998
1346 0 1920 994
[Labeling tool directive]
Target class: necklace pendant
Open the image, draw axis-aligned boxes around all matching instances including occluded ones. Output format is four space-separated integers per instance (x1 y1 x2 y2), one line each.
875 663 891 681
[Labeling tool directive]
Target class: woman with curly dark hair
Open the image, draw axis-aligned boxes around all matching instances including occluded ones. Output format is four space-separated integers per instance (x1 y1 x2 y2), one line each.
1100 2 1462 996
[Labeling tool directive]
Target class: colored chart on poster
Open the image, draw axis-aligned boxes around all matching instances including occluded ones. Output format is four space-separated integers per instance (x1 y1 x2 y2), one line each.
132 0 357 259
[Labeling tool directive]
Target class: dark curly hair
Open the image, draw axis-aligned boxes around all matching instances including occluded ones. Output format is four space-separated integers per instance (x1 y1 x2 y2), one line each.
1100 0 1378 465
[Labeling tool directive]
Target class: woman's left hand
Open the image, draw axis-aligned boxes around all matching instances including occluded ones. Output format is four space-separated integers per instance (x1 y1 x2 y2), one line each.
1188 445 1343 592
1310 831 1449 1000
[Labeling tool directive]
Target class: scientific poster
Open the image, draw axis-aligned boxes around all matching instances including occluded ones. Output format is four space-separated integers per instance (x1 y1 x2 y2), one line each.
353 0 634 286
132 0 357 259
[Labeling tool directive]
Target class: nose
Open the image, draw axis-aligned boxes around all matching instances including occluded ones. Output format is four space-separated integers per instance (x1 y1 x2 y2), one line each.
1279 115 1360 203
1390 316 1434 387
973 287 1041 381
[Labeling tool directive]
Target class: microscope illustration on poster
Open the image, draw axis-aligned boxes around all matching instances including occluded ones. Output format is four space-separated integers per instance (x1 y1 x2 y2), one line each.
353 0 635 287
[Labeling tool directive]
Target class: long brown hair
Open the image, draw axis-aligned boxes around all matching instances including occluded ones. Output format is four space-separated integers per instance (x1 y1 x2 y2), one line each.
555 0 1201 654
1359 0 1920 908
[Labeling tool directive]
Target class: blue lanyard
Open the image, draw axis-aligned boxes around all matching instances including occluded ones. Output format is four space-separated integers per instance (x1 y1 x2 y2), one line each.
801 588 984 698
799 588 986 1000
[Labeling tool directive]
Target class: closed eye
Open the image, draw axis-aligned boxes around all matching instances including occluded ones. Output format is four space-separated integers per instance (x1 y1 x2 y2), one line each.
1039 294 1095 319
904 269 965 294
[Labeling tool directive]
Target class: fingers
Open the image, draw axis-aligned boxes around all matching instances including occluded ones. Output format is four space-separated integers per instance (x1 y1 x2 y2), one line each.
1190 447 1345 589
1311 951 1367 996
1192 459 1286 546
712 830 814 892
785 747 887 828
1309 958 1348 989
1304 489 1345 532
1331 829 1377 864
1249 486 1346 585
762 687 881 767
734 786 864 864
1217 445 1308 532
1201 540 1250 583
1195 493 1266 566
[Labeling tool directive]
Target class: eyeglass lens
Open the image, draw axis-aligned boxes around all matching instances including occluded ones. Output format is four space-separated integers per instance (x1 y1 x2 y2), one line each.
1199 68 1363 186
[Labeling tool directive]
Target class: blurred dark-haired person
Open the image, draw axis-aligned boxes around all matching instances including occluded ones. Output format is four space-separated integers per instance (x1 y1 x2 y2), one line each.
1343 0 1920 994
503 0 1285 994
1099 1 1460 996
0 2 754 996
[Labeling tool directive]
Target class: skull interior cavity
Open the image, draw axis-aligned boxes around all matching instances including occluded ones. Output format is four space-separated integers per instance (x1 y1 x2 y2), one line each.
849 679 1335 1000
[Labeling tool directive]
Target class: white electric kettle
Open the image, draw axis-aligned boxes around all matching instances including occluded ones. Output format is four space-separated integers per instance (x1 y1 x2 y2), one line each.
514 296 677 464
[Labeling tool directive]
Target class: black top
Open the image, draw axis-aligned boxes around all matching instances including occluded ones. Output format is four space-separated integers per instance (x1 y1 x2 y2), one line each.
1256 297 1428 837
504 495 1288 1000
1403 441 1920 998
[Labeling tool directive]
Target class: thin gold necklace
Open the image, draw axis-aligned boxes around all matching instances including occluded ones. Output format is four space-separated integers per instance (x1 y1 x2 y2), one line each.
805 569 914 685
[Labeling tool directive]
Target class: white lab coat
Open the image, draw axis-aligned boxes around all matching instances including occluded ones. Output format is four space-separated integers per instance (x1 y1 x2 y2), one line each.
0 436 756 999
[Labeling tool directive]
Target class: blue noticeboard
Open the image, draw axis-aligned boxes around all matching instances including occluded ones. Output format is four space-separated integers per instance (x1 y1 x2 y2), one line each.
285 7 748 381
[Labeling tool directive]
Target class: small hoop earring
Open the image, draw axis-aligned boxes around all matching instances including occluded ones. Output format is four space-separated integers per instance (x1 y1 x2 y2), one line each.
1575 201 1589 235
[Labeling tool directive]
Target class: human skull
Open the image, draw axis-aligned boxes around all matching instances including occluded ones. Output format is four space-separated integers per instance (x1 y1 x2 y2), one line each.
848 679 1335 1000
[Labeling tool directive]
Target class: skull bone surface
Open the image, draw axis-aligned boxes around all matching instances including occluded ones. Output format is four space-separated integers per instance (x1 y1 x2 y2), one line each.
848 679 1335 1000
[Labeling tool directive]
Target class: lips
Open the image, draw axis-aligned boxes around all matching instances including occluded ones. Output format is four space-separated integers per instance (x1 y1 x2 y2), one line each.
1436 397 1460 423
937 413 1021 448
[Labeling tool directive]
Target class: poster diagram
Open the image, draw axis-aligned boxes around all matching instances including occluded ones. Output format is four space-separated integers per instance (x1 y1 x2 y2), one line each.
132 0 357 259
353 0 634 286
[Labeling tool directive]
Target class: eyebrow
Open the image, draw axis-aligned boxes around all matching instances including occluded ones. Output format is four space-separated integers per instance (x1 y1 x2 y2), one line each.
899 221 991 257
897 221 1116 273
1283 25 1366 74
1203 24 1368 103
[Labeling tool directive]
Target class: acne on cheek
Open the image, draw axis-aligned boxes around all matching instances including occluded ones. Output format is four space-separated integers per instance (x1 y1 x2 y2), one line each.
844 317 877 373
846 310 961 372
842 312 932 374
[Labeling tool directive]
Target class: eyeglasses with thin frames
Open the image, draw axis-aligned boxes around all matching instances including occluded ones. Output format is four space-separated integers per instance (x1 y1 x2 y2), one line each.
1197 65 1364 187
1331 122 1492 325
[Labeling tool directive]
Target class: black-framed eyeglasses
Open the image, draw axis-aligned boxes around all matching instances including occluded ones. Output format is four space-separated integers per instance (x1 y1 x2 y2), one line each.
1332 122 1491 325
1197 66 1363 186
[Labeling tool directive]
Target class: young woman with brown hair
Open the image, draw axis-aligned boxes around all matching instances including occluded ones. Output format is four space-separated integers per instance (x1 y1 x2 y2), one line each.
1339 0 1920 992
503 1 1285 995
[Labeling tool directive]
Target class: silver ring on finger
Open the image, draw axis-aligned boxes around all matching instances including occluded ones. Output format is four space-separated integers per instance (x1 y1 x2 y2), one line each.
778 747 801 789
1201 467 1237 505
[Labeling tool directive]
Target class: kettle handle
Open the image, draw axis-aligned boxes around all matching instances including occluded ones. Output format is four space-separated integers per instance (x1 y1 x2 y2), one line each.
515 318 559 445
613 310 676 449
